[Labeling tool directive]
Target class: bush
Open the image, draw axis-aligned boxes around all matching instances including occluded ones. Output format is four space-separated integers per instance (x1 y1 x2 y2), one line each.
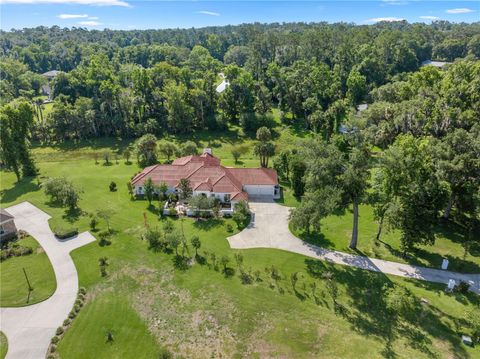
63 319 71 326
56 327 64 335
225 224 233 233
158 348 174 359
79 287 87 295
52 225 78 239
89 217 98 231
168 207 177 217
75 299 83 307
109 181 117 192
77 293 85 302
50 345 57 353
68 311 76 319
51 336 59 344
454 281 470 294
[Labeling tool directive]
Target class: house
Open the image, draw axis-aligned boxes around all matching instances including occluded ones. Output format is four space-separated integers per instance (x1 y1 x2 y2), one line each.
0 208 17 241
131 149 280 210
216 72 230 93
42 70 61 80
421 60 450 68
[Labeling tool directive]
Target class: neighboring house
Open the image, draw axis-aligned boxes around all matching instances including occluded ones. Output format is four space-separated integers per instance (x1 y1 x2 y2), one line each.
131 149 280 209
421 60 450 68
42 70 61 80
216 72 229 93
0 208 17 241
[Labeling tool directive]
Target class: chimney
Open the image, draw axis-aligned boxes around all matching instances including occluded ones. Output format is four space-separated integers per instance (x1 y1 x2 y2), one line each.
203 148 212 155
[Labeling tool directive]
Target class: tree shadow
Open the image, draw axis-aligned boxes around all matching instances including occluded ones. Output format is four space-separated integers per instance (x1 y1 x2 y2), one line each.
62 207 83 223
296 230 336 250
0 176 40 204
193 218 224 231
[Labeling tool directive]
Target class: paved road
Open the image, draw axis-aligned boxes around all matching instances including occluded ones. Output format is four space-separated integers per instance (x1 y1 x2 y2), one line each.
0 202 96 359
228 200 480 294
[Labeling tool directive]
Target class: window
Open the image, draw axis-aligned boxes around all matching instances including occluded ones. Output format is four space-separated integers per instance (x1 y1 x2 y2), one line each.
224 194 231 203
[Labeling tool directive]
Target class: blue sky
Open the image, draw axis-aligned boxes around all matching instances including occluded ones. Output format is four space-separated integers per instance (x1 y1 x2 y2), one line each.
0 1 478 31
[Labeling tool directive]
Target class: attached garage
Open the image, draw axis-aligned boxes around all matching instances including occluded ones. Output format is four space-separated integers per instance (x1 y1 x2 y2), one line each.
244 185 275 197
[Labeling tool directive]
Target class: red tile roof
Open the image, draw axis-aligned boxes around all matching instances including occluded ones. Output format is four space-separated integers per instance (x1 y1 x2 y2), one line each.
132 153 277 200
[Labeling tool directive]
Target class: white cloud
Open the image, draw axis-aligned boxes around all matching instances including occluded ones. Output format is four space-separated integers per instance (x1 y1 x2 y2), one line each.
78 20 101 26
446 8 475 14
58 14 88 19
87 16 99 20
0 0 130 7
419 16 440 20
367 17 404 23
197 10 220 16
381 0 408 5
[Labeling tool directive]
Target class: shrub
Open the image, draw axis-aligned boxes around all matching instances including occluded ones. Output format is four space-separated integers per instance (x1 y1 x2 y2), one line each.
56 327 64 335
158 347 174 359
51 336 59 344
63 319 71 326
109 181 117 192
89 217 98 231
52 225 78 239
68 311 76 319
75 299 83 307
79 287 86 295
454 281 470 294
77 293 85 302
225 224 233 233
168 207 177 217
50 345 57 353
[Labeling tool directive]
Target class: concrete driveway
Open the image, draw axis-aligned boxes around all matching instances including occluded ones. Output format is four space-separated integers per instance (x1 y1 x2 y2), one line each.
227 200 480 294
0 202 96 359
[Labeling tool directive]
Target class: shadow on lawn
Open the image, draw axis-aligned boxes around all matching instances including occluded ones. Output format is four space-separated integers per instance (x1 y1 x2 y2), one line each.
304 259 470 358
193 218 224 231
0 176 40 204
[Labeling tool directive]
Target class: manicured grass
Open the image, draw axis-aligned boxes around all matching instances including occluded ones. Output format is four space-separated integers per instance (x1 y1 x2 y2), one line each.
0 236 56 307
0 332 7 359
57 292 159 359
1 138 479 357
275 180 302 208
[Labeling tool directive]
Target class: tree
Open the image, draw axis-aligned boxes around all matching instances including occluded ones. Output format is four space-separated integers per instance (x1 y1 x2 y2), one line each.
0 99 37 180
43 177 81 210
143 177 155 205
158 142 178 162
181 141 198 156
346 68 367 105
123 148 132 163
220 255 230 273
97 209 115 232
134 134 158 167
191 235 201 257
254 126 275 167
166 231 181 256
231 144 249 164
342 146 370 249
157 182 169 200
233 200 250 228
178 178 192 199
377 135 449 255
290 158 306 198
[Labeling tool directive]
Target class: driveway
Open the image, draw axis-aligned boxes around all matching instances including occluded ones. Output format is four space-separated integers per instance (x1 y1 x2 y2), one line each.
0 202 96 359
227 200 480 294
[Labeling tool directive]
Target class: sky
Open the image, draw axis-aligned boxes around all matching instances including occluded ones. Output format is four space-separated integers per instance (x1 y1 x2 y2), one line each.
0 0 478 31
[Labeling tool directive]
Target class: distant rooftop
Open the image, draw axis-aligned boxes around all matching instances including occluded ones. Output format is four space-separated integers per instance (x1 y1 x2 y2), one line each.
357 103 368 112
42 70 61 78
421 60 450 68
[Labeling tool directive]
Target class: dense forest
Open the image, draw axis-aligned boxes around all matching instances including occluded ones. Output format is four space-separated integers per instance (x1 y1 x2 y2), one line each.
1 21 479 252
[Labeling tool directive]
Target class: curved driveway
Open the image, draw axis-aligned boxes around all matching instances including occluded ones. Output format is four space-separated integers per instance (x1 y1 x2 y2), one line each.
0 202 95 359
227 200 480 294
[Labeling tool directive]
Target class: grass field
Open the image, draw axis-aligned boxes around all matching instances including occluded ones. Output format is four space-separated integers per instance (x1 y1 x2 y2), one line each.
0 332 7 359
0 236 56 307
0 132 479 358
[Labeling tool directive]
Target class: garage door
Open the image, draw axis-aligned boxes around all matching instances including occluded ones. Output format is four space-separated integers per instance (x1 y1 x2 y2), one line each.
245 186 273 196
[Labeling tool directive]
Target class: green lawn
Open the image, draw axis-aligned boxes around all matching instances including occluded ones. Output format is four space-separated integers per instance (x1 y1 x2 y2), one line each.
57 292 159 359
0 332 7 359
0 236 56 307
1 136 479 358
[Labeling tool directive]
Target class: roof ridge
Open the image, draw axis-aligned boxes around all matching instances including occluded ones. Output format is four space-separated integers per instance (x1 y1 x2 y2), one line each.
131 164 160 184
